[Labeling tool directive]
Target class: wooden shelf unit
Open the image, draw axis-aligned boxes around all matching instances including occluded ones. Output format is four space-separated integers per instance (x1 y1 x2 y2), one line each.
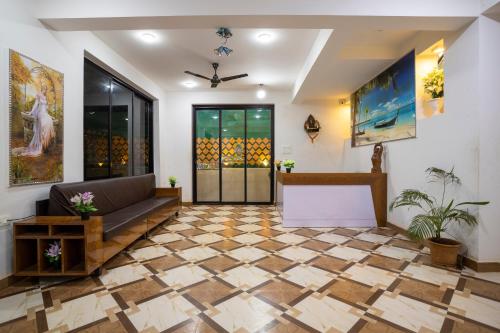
13 216 103 276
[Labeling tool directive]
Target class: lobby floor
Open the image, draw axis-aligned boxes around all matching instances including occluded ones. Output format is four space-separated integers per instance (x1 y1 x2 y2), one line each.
1 205 500 332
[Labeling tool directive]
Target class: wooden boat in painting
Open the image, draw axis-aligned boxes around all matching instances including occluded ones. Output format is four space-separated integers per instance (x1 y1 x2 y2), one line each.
374 110 399 129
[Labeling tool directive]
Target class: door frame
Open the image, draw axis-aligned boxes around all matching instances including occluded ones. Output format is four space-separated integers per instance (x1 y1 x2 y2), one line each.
192 104 275 205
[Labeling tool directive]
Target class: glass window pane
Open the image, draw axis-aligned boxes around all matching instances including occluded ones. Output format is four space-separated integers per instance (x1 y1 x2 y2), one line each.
196 110 220 202
246 108 271 202
221 109 245 202
111 82 133 178
84 63 110 180
133 96 150 175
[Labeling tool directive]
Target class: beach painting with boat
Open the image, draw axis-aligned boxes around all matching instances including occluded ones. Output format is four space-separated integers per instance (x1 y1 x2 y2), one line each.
351 50 416 147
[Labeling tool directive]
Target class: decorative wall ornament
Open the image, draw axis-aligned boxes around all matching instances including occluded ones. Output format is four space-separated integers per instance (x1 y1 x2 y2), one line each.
304 114 321 143
351 51 416 147
371 143 383 173
214 27 233 56
9 49 64 186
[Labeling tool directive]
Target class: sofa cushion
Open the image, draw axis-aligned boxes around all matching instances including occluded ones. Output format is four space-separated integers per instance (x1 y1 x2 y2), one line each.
103 196 177 240
48 174 156 216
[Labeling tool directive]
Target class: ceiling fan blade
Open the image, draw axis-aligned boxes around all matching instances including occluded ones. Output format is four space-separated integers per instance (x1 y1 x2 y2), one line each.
220 73 248 82
211 82 218 88
184 71 211 80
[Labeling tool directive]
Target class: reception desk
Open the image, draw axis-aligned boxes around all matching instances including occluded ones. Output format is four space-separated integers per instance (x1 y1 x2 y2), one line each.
276 172 387 228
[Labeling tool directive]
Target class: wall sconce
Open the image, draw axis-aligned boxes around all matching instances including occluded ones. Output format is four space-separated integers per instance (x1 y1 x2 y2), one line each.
304 114 321 143
338 98 350 105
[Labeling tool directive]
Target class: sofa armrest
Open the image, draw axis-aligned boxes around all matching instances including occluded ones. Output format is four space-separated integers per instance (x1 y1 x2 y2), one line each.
155 187 182 202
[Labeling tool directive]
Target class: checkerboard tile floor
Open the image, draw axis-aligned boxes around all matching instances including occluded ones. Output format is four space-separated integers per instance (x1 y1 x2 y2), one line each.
1 205 500 332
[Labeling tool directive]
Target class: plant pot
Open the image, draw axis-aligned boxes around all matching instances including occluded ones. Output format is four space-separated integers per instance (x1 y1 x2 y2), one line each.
428 237 461 266
286 168 292 173
426 97 443 115
80 212 90 220
170 183 176 188
276 166 281 171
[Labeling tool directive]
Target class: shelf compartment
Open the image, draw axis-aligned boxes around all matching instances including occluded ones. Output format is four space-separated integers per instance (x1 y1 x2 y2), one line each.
39 239 63 274
15 239 39 273
63 239 86 273
51 225 84 237
15 224 49 237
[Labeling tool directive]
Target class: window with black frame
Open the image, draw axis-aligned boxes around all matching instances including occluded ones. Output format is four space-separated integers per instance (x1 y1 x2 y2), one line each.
83 60 153 180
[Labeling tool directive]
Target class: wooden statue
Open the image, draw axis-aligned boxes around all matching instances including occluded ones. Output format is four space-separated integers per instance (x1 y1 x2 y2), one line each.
371 143 383 173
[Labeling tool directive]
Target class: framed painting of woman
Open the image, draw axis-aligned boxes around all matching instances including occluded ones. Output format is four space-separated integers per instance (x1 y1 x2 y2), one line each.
9 50 64 186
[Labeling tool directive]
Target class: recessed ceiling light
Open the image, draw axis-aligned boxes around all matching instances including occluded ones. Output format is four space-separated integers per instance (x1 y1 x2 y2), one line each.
256 84 266 99
140 32 158 43
256 32 274 43
182 81 197 88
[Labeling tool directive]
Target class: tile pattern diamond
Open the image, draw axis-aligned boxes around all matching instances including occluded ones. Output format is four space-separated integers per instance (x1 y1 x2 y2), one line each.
1 205 500 333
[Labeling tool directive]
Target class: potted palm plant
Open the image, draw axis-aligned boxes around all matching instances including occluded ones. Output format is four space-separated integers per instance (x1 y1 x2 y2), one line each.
283 160 295 173
390 167 488 266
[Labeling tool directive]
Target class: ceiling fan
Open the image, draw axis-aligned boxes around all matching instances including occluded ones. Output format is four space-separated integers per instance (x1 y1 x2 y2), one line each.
184 63 248 88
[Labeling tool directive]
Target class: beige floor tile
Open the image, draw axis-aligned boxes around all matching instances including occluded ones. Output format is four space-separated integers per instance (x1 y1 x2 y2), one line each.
281 264 335 290
450 291 500 329
0 289 43 324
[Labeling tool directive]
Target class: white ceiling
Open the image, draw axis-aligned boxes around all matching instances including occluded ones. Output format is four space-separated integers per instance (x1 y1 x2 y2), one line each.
94 29 319 91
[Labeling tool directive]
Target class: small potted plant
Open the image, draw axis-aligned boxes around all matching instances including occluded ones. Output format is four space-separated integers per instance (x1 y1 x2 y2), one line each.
274 160 282 171
168 176 177 188
44 241 61 270
423 67 444 113
390 167 488 266
283 160 295 173
70 192 98 220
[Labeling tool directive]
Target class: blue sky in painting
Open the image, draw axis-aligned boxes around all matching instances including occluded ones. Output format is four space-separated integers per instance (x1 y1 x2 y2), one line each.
356 51 415 122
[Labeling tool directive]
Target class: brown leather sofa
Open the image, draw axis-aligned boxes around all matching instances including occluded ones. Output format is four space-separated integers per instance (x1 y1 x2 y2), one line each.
37 174 180 267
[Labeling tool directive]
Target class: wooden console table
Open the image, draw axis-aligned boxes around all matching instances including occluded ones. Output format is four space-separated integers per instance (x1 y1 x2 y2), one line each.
13 216 102 276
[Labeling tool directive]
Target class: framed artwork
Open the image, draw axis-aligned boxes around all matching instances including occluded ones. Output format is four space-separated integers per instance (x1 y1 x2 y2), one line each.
9 49 64 186
351 50 416 147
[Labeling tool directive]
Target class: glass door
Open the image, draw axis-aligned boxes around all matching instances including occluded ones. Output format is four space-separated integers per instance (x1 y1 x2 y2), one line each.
193 105 274 204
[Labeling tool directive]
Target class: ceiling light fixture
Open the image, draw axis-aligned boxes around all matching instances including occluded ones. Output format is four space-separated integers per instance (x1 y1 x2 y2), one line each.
256 84 266 99
257 32 273 43
140 32 158 43
182 81 197 88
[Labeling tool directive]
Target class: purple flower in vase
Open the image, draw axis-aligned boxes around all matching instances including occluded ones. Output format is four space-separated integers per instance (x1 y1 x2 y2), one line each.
44 241 61 264
81 191 94 205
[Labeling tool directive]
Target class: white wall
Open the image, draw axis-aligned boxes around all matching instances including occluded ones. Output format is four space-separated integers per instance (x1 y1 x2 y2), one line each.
0 0 167 279
161 90 350 202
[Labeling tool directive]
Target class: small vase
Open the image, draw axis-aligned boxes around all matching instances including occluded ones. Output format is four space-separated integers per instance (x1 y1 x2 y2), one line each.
286 168 292 173
170 183 176 188
80 212 90 220
426 97 443 115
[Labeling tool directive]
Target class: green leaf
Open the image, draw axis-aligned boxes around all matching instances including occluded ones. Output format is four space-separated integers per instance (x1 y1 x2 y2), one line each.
455 201 490 207
408 214 438 240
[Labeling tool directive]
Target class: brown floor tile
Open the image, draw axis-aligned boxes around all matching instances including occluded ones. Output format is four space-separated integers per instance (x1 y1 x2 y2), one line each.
256 240 287 252
0 278 39 298
257 228 282 238
255 255 294 273
388 238 422 251
255 279 303 306
257 220 274 228
358 320 406 333
179 229 205 237
209 240 241 251
332 228 359 237
114 278 164 304
395 278 446 304
370 228 398 237
49 276 101 302
345 239 378 251
365 254 403 270
129 238 156 250
301 240 332 251
200 256 238 271
293 229 321 238
191 220 212 227
217 229 244 238
186 280 234 305
166 239 197 251
148 254 185 271
0 318 38 333
83 318 128 333
266 321 312 333
103 252 134 269
464 277 500 302
170 318 218 333
328 279 374 304
310 255 348 271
